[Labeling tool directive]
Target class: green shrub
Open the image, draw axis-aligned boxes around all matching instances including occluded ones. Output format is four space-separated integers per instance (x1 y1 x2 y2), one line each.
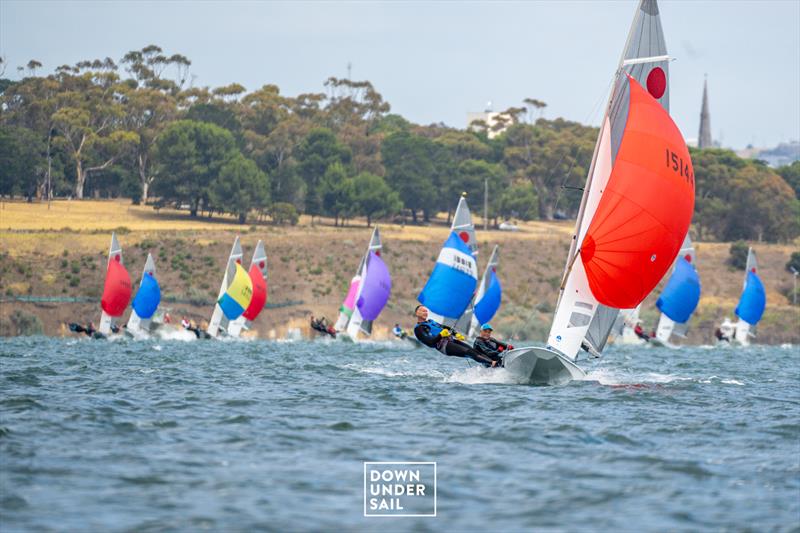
270 202 299 226
728 241 749 270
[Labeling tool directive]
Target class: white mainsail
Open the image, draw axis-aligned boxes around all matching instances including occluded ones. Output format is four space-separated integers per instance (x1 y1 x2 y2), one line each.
345 226 383 340
127 253 157 337
227 240 268 338
206 237 243 338
547 0 671 361
98 232 123 336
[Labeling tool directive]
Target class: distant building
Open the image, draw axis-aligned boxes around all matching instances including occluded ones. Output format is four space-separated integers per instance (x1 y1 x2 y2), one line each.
698 77 713 149
467 104 513 139
736 141 800 167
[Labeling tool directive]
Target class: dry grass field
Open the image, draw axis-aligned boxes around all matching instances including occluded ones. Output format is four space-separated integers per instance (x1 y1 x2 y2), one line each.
1 199 798 344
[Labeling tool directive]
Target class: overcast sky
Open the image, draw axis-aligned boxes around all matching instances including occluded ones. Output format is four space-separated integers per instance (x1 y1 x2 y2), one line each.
2 0 798 149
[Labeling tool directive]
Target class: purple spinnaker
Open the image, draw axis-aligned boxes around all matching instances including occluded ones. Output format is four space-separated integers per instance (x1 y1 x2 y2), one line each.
356 251 391 321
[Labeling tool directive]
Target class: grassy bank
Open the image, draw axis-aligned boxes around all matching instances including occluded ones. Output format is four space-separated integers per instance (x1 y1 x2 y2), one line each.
1 199 797 344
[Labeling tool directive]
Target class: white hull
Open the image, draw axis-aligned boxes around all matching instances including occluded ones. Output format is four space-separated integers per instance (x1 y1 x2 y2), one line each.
502 346 585 386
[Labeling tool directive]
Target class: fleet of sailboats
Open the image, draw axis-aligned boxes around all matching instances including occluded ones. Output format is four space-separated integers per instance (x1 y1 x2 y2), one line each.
65 0 772 382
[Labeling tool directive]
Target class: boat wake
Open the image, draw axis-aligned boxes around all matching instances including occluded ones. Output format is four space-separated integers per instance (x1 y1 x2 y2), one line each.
154 328 197 342
444 365 529 385
583 368 746 387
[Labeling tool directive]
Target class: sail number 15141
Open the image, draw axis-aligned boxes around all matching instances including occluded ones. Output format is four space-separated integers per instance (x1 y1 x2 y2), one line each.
666 148 694 185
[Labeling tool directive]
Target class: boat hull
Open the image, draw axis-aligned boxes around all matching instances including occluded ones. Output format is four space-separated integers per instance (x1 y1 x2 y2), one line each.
502 346 585 386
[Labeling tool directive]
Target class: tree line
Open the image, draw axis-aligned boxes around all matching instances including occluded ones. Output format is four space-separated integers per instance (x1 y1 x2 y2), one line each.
0 47 798 241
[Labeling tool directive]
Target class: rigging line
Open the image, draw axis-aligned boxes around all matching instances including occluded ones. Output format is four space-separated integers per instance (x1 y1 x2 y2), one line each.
510 77 613 342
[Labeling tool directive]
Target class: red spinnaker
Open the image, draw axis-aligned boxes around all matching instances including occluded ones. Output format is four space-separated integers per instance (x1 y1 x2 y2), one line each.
242 264 267 321
101 260 132 317
580 75 695 308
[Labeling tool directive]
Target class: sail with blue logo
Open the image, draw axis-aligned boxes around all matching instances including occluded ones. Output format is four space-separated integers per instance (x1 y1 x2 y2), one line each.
418 231 478 320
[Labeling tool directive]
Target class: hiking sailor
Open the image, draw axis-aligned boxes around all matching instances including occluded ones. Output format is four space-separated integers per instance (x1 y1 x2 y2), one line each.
472 323 511 366
413 305 498 367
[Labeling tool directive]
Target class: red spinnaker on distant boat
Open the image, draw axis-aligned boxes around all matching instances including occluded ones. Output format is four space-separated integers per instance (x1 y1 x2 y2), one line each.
242 264 267 321
101 260 132 317
580 75 694 308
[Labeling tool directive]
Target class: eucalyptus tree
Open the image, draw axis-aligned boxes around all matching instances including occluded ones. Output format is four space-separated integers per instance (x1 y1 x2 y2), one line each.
120 45 189 202
50 59 138 198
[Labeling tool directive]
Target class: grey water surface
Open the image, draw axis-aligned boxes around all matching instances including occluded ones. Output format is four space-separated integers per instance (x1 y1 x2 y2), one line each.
1 336 798 532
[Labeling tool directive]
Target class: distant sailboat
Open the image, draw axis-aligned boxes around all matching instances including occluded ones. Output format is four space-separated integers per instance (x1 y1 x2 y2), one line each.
126 253 161 339
335 227 391 340
227 240 268 338
98 232 132 337
503 0 694 384
462 245 501 338
720 247 765 346
651 235 701 346
206 237 245 338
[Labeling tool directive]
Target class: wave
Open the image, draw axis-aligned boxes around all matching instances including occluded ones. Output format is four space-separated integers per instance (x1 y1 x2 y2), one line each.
444 365 529 385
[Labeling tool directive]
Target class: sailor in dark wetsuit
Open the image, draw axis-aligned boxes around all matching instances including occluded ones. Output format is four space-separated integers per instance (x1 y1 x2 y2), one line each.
472 323 511 365
413 305 498 367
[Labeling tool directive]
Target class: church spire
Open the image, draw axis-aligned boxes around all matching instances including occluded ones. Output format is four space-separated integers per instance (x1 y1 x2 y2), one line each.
698 76 712 149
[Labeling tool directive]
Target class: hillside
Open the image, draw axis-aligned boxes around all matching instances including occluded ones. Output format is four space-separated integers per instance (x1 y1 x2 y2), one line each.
1 199 798 344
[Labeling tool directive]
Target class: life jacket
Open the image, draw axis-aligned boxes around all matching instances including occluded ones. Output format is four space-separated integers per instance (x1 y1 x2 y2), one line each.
421 319 444 337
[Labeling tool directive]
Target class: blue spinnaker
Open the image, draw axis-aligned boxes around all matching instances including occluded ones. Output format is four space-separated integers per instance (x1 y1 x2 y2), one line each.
418 232 477 320
131 272 161 319
655 257 700 323
735 271 766 325
474 270 502 325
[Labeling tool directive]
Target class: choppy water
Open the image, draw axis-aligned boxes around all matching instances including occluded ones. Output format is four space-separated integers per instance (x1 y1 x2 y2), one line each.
1 336 798 532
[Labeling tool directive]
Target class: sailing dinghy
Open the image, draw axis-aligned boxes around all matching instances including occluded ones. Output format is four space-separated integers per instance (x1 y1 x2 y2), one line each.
126 253 161 339
206 237 251 338
503 0 695 385
226 240 268 338
720 247 765 346
335 227 391 341
96 232 132 338
423 194 479 327
650 235 701 347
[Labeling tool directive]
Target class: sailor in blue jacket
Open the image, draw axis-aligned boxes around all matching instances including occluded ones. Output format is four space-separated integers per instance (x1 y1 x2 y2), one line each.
413 305 498 367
